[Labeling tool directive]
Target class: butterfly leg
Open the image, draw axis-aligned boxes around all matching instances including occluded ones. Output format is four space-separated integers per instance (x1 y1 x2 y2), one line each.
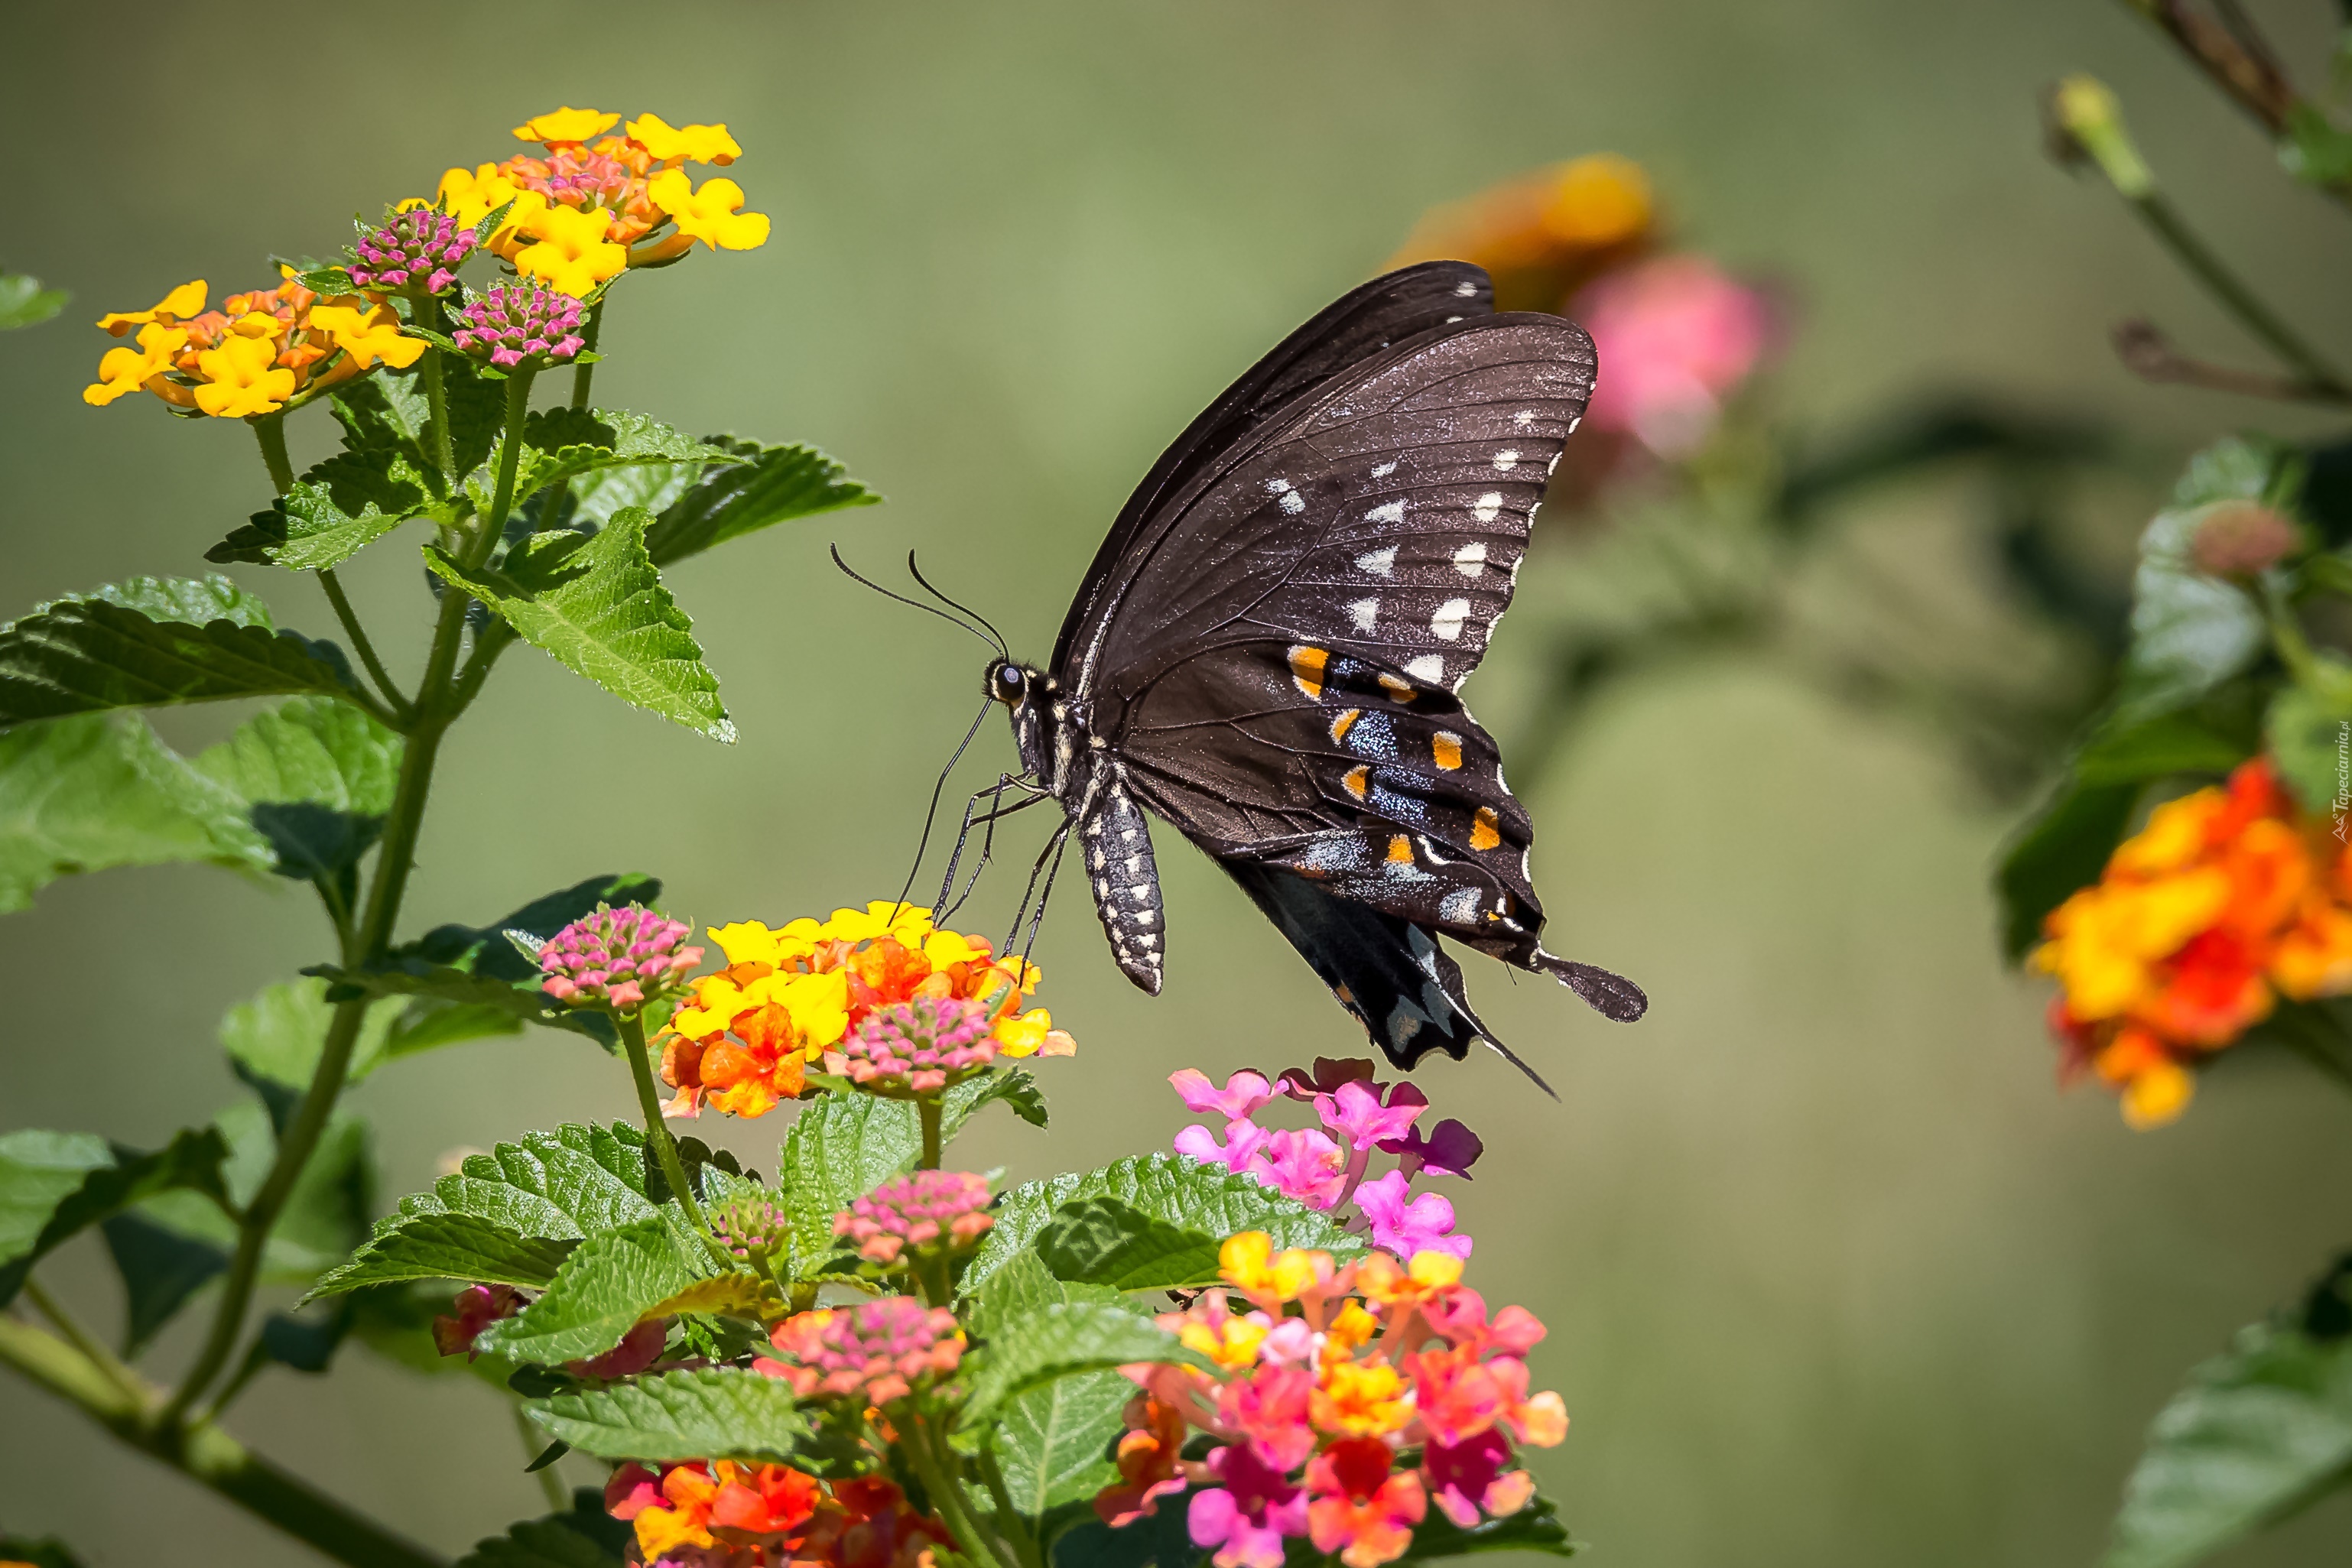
1001 818 1074 971
936 774 1052 919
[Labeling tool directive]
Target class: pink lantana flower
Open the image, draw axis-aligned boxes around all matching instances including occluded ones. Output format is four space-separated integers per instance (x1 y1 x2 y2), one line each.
1176 1116 1270 1174
1317 1080 1425 1152
1574 254 1772 458
1354 1171 1471 1261
1217 1362 1319 1471
1421 1428 1535 1528
1422 1286 1545 1359
1254 1126 1348 1209
1189 1441 1310 1568
1171 1068 1278 1120
1380 1116 1484 1180
1306 1437 1428 1568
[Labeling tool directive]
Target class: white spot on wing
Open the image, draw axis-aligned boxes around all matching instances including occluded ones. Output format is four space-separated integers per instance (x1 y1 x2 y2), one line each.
1513 410 1535 428
1348 597 1379 631
1372 461 1398 479
1430 599 1470 641
1405 654 1446 683
1453 541 1486 577
1441 887 1482 923
1453 281 1477 297
1493 449 1520 470
1365 500 1405 524
1356 546 1398 577
1265 478 1304 515
1473 492 1503 523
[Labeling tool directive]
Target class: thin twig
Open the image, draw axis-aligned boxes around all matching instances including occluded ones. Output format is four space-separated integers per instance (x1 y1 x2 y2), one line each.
319 568 415 725
2112 318 2352 404
22 1277 143 1405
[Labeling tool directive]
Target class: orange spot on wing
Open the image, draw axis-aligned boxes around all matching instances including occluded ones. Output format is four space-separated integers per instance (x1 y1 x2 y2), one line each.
1288 645 1328 700
1330 708 1361 742
1378 673 1415 702
1432 731 1464 771
1470 807 1502 852
1343 765 1370 801
1386 835 1415 865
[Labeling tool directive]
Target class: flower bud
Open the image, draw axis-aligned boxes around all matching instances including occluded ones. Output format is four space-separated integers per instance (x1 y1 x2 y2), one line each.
349 205 476 295
827 995 996 1093
453 277 588 369
539 902 703 1011
2188 499 2298 577
833 1170 993 1264
757 1297 965 1407
2048 74 2153 199
708 1190 793 1272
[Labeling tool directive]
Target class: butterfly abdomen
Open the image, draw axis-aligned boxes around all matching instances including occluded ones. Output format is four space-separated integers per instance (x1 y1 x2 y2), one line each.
1080 772 1165 995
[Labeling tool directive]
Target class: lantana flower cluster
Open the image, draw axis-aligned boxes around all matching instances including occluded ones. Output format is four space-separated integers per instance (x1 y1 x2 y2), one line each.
438 106 770 298
1172 1060 1483 1261
834 1170 995 1265
2038 755 2352 1127
607 1463 950 1568
1102 1232 1565 1568
429 1282 668 1380
83 274 423 418
1389 154 1657 313
538 902 704 1010
658 901 1073 1120
755 1296 966 1407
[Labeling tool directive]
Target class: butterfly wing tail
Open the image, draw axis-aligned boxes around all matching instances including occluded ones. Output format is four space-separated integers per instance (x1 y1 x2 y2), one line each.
1535 951 1649 1022
1223 863 1555 1096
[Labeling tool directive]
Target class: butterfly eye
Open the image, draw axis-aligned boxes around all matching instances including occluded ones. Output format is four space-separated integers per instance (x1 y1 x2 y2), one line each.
992 663 1026 703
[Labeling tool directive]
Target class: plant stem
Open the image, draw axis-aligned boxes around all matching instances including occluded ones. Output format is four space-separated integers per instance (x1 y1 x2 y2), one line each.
902 1414 1018 1568
22 1276 141 1406
415 304 457 487
616 1011 727 1268
2263 577 2327 687
2129 192 2352 397
479 370 538 566
973 1448 1044 1568
252 411 296 494
571 297 603 409
0 1315 447 1568
320 567 414 725
918 1095 944 1171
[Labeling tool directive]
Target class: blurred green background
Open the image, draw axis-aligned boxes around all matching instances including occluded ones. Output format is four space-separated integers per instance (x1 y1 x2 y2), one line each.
8 1 2352 1565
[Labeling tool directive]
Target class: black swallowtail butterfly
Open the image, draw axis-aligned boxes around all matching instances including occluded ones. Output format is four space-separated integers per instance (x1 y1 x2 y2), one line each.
963 261 1645 1086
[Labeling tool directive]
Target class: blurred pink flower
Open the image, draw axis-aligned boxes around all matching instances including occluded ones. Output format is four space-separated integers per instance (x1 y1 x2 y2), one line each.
1171 1068 1278 1121
1353 1171 1472 1261
1177 1115 1271 1174
1574 254 1771 458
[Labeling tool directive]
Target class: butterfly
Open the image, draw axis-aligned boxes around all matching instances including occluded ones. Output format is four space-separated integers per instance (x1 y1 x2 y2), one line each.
964 260 1645 1086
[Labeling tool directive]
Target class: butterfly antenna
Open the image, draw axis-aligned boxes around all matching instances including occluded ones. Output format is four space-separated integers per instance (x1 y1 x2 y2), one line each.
830 545 1000 651
888 692 996 927
907 551 1011 662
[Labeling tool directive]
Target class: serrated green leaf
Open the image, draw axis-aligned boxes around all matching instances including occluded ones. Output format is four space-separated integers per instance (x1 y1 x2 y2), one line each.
779 1095 923 1277
968 1154 1363 1294
425 508 731 740
1035 1196 1223 1291
2112 502 2268 735
99 1210 229 1354
645 439 881 566
195 696 402 814
0 713 271 912
0 272 67 331
331 355 504 481
376 998 526 1064
0 1126 231 1304
456 1511 627 1568
528 1367 812 1462
307 1211 576 1300
0 590 357 728
996 1367 1132 1518
37 574 275 629
503 408 736 505
968 1249 1135 1342
963 1301 1199 1424
2102 1320 2352 1568
250 450 443 570
389 1121 736 1258
476 1217 703 1364
401 872 663 981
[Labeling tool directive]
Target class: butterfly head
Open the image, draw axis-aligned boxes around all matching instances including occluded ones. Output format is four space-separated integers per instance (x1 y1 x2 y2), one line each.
985 658 1037 709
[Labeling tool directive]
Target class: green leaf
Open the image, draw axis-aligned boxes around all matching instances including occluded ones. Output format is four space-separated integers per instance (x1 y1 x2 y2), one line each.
967 1154 1363 1293
219 976 404 1092
0 271 67 330
2102 1320 2352 1568
528 1367 813 1462
375 998 526 1066
2112 495 2267 734
99 1211 229 1353
424 508 732 740
210 446 444 570
456 1509 628 1568
306 1211 576 1301
502 408 736 505
962 1301 1200 1424
136 1103 371 1284
476 1217 703 1364
0 1126 230 1304
1035 1196 1224 1291
2282 103 2352 187
0 713 271 912
195 696 402 815
2267 665 2352 816
388 1121 736 1252
1402 1495 1580 1561
967 1248 1135 1341
645 439 882 566
779 1095 927 1277
41 573 276 629
401 873 664 982
0 589 357 729
333 356 505 481
960 1066 1050 1130
996 1367 1132 1518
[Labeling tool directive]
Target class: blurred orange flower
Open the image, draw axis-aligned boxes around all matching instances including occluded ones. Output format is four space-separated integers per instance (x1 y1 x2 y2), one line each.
1388 154 1656 313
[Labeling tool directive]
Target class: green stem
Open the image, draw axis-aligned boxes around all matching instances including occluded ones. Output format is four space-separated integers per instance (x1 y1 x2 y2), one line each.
22 1277 141 1406
616 1011 726 1268
320 568 414 725
903 1413 1017 1568
414 300 457 487
252 411 296 494
2263 577 2325 686
571 297 604 409
0 1316 446 1568
973 1448 1044 1568
479 369 538 566
918 1095 944 1171
2130 192 2352 396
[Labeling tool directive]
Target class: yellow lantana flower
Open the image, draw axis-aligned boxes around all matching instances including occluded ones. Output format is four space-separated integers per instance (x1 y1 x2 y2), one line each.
308 303 427 372
627 113 742 166
514 204 629 297
192 333 297 417
1220 1233 1327 1305
515 106 619 144
648 169 771 252
83 323 187 406
825 901 935 946
1539 154 1653 248
96 280 206 336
